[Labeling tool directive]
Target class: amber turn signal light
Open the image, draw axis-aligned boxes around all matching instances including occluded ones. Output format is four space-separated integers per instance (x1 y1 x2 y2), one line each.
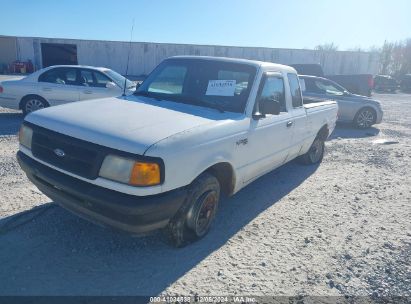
129 162 161 186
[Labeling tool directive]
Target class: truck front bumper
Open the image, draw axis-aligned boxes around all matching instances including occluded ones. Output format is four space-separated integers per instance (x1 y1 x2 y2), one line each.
17 151 187 235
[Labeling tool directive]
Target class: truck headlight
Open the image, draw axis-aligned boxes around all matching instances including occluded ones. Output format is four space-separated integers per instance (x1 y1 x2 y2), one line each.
99 155 161 186
19 125 33 149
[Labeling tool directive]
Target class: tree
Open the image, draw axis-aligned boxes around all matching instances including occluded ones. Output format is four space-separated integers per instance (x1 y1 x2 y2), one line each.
314 43 339 69
400 39 411 76
378 38 411 78
380 40 394 75
314 43 338 51
346 46 364 52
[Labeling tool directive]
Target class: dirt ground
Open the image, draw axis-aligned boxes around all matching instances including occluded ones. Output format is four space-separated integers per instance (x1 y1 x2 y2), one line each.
0 92 410 298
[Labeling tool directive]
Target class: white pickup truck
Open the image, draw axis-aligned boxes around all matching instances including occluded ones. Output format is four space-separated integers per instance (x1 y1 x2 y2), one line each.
17 56 338 246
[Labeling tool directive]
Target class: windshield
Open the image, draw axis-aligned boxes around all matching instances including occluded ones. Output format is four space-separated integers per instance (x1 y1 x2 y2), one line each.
316 80 346 95
104 69 135 89
303 77 349 95
134 58 257 113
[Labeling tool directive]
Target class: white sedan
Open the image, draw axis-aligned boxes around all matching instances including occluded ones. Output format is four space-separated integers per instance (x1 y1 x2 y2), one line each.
0 65 136 114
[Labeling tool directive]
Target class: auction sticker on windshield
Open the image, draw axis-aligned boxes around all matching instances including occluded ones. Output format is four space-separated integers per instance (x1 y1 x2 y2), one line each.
206 80 236 96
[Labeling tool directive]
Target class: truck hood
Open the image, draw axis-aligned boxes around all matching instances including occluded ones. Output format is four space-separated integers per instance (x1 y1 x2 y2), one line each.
25 96 235 155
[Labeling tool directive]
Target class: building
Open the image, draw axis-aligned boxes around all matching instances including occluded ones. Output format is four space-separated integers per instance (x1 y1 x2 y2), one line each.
0 35 380 76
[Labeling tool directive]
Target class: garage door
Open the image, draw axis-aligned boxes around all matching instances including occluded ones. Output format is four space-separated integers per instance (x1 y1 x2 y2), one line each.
41 43 78 67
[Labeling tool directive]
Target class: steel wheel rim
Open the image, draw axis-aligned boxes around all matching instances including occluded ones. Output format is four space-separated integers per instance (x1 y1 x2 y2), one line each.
195 191 218 236
309 139 323 163
25 99 44 113
357 110 374 128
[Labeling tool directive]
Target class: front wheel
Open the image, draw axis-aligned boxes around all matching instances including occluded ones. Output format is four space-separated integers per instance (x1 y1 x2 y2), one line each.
354 107 376 129
297 137 325 165
164 173 220 247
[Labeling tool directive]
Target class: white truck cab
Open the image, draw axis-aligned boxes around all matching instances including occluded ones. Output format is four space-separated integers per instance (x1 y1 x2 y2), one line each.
17 56 338 246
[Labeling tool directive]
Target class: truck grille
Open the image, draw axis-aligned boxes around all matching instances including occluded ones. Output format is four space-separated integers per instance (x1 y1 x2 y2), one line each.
31 126 106 180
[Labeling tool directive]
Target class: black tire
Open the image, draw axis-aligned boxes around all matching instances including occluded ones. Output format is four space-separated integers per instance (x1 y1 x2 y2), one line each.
164 173 220 247
297 137 325 165
21 95 48 115
353 107 376 129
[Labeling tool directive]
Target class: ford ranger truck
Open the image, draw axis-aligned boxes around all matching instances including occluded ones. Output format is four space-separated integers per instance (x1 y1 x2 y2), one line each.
17 56 338 247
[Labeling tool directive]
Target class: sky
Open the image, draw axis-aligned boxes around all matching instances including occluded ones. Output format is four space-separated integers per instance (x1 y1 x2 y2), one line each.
1 0 410 50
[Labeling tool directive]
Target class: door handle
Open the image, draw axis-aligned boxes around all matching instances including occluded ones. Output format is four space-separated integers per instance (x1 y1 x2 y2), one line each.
286 121 293 128
42 87 52 91
83 90 92 94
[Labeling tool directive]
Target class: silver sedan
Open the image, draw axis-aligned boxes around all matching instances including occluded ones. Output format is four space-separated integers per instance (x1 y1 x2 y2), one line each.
0 65 136 115
299 75 383 128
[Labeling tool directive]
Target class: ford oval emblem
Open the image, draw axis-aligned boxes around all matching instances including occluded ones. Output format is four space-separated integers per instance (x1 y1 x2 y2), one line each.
54 148 65 157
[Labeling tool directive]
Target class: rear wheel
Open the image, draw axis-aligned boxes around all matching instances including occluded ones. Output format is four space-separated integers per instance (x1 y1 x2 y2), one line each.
22 96 48 115
354 107 376 129
165 173 220 247
298 137 325 165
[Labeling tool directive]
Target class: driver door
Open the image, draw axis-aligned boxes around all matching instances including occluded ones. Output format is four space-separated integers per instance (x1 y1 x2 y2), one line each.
244 72 294 184
316 79 353 121
79 69 122 100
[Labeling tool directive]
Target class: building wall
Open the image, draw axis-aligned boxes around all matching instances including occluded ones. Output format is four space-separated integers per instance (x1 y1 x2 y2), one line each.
0 36 17 65
13 36 380 76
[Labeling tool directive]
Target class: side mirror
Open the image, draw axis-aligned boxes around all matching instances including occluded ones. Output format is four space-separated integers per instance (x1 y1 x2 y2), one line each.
260 99 280 115
106 81 117 89
252 111 266 120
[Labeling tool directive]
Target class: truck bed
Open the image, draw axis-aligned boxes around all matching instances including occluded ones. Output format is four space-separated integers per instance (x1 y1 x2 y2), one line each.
304 99 338 138
303 96 332 105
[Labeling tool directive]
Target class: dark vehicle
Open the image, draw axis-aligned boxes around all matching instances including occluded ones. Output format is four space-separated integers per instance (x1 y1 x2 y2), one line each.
326 74 374 97
400 74 411 92
374 75 397 92
290 63 374 97
299 75 383 128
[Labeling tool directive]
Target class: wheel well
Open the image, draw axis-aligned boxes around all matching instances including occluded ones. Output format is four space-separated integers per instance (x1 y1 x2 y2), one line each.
204 162 235 197
317 124 329 141
19 94 49 110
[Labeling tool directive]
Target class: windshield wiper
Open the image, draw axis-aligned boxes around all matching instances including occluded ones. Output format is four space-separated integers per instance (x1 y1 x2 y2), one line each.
133 90 165 102
133 92 225 112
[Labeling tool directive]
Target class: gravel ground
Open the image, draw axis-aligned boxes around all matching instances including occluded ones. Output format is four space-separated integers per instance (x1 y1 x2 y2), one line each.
0 92 410 299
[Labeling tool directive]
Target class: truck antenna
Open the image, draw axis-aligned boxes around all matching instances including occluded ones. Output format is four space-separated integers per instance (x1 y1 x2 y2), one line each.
123 18 135 97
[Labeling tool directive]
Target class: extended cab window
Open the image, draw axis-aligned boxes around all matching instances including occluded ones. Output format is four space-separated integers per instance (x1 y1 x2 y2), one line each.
135 59 257 113
38 68 77 85
287 73 303 108
257 75 286 113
